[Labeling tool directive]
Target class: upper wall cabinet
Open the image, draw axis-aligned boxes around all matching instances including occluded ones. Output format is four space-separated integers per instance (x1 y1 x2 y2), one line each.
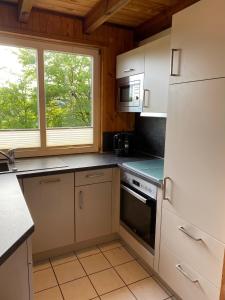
170 0 225 84
142 35 170 116
116 46 145 79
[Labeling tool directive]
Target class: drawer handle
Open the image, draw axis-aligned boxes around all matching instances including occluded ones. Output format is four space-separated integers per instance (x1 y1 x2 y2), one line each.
86 173 104 178
39 178 61 184
79 190 84 209
179 226 202 242
176 264 199 283
123 68 135 73
163 177 172 201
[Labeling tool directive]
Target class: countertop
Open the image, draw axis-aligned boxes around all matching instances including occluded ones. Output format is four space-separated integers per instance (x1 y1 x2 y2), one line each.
0 152 164 266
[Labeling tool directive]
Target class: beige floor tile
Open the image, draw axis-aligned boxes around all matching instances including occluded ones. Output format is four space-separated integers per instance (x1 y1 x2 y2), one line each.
129 277 169 300
100 287 136 300
61 276 97 300
34 286 63 300
53 260 86 284
76 246 100 258
51 252 77 266
103 247 134 266
33 259 51 272
33 268 58 293
80 253 111 275
89 268 125 295
98 240 122 252
115 260 149 285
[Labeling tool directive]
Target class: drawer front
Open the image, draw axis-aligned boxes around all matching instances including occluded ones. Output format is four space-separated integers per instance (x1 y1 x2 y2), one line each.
159 244 220 300
75 168 112 186
161 208 224 288
24 172 74 186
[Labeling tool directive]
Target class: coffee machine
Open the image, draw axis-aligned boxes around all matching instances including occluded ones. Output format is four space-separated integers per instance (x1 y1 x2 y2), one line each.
113 133 134 156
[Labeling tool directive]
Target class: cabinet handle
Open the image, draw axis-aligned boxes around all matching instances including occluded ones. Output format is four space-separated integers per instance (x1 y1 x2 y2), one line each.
123 68 135 73
176 264 199 283
86 172 104 178
143 89 150 108
170 48 181 76
79 190 84 209
178 226 202 242
163 177 172 201
39 178 61 184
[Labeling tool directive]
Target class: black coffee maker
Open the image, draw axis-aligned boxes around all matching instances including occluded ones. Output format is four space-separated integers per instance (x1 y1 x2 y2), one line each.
113 133 134 156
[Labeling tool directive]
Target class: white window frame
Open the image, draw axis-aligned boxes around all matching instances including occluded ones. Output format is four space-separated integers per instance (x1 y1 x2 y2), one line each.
0 34 100 158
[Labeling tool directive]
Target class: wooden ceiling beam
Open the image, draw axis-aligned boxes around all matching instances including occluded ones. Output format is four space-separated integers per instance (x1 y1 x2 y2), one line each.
84 0 131 34
134 0 200 42
18 0 33 23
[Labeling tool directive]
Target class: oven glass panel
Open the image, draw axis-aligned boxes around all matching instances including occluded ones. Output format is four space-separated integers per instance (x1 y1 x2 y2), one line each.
120 186 156 251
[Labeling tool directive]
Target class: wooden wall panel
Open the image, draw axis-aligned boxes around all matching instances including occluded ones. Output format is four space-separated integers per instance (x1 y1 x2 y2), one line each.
0 2 135 149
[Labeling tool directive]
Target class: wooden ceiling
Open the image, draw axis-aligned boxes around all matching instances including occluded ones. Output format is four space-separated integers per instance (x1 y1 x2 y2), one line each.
2 0 200 41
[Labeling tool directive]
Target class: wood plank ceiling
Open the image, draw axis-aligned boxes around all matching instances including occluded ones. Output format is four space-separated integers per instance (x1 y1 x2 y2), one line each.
2 0 200 41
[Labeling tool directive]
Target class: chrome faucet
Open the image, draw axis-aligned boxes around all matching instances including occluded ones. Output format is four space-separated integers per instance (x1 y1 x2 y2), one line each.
0 149 15 164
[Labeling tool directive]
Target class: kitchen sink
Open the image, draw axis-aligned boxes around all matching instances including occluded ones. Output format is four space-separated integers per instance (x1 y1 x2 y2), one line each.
0 162 9 173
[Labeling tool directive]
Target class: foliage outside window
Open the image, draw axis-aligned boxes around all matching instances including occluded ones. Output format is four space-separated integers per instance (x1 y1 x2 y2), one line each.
0 37 99 154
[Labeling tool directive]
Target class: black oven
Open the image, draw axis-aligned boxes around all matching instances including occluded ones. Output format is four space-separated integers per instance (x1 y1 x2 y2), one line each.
120 171 157 254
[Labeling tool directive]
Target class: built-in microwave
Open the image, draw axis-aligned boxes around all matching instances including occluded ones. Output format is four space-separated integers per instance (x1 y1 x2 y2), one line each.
117 73 144 112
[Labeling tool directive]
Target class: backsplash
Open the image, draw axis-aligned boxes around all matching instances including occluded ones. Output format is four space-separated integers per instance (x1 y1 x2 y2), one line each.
134 115 166 158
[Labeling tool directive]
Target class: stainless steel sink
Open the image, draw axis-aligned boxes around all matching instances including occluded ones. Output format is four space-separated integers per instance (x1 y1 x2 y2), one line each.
0 162 10 173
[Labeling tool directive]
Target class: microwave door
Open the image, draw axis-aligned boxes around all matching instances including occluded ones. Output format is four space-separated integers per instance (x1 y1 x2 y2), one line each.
120 81 141 107
120 84 133 107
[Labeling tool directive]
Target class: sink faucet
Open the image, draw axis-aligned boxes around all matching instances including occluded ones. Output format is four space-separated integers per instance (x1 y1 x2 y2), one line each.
0 149 15 164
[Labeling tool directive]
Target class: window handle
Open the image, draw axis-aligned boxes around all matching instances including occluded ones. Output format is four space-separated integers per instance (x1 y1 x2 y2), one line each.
178 226 202 242
176 264 199 283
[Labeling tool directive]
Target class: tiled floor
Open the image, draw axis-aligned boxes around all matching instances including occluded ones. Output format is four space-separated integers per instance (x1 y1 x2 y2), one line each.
33 240 174 300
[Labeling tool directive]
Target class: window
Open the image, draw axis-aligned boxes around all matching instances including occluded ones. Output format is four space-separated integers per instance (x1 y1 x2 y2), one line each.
0 36 100 156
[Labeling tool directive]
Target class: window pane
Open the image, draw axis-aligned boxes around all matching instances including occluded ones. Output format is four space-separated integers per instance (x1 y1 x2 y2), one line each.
0 45 40 148
44 50 93 146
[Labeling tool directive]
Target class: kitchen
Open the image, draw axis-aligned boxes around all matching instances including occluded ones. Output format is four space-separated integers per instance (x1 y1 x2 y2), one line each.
0 0 224 299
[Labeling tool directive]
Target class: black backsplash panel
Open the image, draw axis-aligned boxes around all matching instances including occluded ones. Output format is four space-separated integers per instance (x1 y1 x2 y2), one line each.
134 115 166 158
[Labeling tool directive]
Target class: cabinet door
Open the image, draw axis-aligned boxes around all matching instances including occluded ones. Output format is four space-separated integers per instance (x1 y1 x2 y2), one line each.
170 0 225 84
23 173 74 254
143 35 170 116
75 182 112 242
164 78 225 242
116 46 145 79
0 241 30 300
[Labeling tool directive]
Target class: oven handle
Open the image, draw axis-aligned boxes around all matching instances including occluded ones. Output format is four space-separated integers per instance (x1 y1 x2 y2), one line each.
121 184 148 204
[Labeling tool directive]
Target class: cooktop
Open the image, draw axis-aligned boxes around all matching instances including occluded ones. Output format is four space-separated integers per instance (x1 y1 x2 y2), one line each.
122 159 164 182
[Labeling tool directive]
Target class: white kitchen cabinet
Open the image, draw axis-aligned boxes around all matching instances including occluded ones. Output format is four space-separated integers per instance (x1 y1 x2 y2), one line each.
163 78 225 243
161 208 224 288
23 173 74 254
170 0 225 84
0 239 33 300
116 46 145 79
142 34 170 116
159 244 220 300
75 182 112 242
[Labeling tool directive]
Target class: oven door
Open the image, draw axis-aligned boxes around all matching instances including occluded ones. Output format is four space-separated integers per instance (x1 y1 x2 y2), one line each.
120 184 156 253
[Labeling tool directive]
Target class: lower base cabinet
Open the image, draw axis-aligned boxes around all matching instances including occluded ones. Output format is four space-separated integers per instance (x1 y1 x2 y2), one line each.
75 182 112 242
0 239 33 300
23 173 75 254
159 244 220 300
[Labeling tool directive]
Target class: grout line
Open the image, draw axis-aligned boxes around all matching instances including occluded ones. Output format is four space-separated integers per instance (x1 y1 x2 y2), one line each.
76 251 100 298
34 284 59 294
49 258 65 300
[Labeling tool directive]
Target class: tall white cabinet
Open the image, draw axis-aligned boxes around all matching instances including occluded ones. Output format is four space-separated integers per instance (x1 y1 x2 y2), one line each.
159 0 225 299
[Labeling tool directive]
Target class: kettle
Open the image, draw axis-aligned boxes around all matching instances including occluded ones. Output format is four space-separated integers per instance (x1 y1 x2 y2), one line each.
113 133 134 156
